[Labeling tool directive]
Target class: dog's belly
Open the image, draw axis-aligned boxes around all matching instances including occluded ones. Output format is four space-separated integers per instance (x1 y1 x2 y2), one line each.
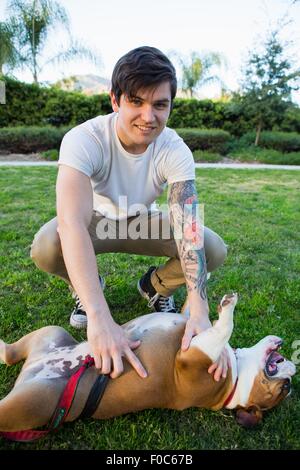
18 313 186 384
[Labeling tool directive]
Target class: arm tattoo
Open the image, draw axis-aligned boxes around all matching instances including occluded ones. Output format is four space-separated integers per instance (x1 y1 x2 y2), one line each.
168 180 207 300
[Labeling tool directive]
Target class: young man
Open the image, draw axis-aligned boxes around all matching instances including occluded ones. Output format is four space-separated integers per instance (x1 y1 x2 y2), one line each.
31 46 228 381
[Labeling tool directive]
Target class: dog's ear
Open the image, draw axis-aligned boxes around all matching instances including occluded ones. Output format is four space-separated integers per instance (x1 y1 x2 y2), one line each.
235 405 263 428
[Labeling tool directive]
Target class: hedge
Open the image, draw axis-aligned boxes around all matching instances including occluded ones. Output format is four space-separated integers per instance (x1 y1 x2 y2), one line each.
0 126 232 154
1 76 300 134
0 76 112 127
238 131 300 152
176 128 231 153
0 126 70 152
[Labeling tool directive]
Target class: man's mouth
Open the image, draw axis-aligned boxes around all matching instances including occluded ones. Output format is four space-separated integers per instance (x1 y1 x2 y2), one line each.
135 125 156 132
265 340 285 377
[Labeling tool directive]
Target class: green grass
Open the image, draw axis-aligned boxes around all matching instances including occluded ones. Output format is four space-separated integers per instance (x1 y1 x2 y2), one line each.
0 167 299 450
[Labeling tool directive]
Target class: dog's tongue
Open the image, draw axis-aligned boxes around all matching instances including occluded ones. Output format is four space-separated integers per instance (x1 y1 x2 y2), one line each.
271 351 284 362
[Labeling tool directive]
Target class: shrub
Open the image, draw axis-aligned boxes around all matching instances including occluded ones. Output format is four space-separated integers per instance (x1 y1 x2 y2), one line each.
239 131 300 152
176 128 231 153
0 126 70 152
193 150 223 163
0 77 112 127
230 146 300 165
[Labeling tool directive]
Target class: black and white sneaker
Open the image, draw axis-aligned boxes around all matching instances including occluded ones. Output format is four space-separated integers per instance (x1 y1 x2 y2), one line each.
137 266 177 313
69 275 106 329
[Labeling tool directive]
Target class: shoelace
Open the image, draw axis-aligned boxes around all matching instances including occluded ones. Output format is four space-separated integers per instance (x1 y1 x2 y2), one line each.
148 293 176 312
75 295 86 313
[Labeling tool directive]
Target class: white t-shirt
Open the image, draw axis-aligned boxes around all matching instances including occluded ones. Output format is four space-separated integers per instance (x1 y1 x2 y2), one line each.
58 112 195 220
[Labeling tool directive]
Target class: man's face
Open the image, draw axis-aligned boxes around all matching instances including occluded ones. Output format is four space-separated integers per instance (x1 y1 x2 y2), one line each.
110 81 172 154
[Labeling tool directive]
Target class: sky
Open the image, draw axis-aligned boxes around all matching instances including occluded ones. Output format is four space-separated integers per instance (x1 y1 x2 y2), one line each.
1 0 300 103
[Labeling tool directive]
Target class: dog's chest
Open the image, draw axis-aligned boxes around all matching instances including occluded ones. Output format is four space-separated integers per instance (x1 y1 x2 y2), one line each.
20 342 91 382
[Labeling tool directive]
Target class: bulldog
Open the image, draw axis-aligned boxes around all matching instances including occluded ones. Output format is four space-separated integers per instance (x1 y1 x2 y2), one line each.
0 293 296 439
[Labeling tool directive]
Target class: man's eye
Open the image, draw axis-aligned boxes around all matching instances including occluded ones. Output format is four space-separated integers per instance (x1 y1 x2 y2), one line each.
155 103 167 109
132 99 142 106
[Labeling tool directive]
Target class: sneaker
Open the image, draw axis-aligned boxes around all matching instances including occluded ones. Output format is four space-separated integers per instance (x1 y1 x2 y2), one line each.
137 266 177 313
69 275 106 329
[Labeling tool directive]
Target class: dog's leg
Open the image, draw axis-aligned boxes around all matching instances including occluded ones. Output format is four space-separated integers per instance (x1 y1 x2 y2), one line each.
0 326 77 366
0 381 64 432
189 293 238 362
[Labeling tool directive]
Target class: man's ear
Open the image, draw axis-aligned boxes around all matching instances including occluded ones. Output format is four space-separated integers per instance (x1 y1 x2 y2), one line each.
236 405 263 428
110 91 119 113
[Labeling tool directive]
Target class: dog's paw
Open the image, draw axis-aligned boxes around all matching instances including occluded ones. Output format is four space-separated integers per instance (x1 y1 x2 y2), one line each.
0 340 6 364
217 293 238 313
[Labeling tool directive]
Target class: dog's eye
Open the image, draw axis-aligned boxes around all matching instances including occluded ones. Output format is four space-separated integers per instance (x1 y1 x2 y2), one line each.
282 380 290 393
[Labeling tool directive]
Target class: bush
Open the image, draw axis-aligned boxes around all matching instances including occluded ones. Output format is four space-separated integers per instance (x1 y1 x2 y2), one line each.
230 146 300 165
176 128 231 153
193 150 223 163
238 131 300 152
0 76 112 127
0 126 70 153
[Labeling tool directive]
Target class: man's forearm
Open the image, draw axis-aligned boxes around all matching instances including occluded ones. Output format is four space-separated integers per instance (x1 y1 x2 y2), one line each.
58 220 110 319
168 180 209 316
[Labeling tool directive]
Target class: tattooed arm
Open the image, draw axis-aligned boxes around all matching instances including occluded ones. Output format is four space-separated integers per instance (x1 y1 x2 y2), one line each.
168 179 210 326
168 180 229 381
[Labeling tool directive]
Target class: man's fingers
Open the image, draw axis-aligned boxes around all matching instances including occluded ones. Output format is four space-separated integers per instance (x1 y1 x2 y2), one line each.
128 339 141 350
110 354 124 379
125 348 148 378
101 354 112 375
208 362 217 374
94 355 102 370
213 365 223 382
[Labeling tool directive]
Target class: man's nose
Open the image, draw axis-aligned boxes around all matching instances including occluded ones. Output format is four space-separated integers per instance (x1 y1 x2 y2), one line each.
141 105 155 123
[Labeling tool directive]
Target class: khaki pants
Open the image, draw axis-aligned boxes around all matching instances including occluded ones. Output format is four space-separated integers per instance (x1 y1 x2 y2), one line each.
30 211 227 297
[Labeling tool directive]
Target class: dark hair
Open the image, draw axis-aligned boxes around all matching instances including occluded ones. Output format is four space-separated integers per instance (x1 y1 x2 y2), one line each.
111 46 177 105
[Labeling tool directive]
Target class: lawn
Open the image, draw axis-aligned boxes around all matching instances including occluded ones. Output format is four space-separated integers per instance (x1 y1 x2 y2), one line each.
0 166 299 450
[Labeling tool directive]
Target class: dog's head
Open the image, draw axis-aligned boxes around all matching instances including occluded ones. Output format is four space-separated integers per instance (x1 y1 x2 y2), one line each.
235 335 296 428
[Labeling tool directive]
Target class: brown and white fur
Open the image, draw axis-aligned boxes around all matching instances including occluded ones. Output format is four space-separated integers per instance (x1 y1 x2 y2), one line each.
0 293 296 432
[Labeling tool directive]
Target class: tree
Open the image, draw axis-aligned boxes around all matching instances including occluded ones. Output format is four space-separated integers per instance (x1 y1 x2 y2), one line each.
7 0 101 83
173 51 225 98
0 20 19 76
238 27 300 145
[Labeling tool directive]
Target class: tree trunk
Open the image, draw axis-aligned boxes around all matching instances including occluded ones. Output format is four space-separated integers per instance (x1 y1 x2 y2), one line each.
255 119 262 146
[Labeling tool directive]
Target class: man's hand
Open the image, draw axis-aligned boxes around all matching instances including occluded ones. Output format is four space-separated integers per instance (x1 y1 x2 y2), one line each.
87 314 148 379
208 348 230 382
181 314 212 351
181 315 230 382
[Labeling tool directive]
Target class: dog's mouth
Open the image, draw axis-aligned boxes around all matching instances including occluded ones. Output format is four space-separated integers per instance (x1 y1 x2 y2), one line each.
264 340 285 377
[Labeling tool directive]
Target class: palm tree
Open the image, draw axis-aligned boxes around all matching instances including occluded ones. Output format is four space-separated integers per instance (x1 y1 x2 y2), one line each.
0 20 19 76
176 51 225 98
7 0 101 83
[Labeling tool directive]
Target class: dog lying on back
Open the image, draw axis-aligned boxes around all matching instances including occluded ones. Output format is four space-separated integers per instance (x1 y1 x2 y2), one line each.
0 293 296 436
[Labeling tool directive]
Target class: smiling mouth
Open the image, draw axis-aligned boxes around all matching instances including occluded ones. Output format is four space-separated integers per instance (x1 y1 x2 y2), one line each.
135 125 156 132
265 341 285 377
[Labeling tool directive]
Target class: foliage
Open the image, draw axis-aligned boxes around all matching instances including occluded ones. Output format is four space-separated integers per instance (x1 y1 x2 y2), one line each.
238 131 300 153
176 128 231 153
0 126 69 152
0 20 18 75
172 51 225 98
237 26 300 145
0 76 112 127
6 0 100 83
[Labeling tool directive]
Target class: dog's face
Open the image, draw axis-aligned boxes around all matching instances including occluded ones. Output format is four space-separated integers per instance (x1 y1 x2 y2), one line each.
236 335 296 427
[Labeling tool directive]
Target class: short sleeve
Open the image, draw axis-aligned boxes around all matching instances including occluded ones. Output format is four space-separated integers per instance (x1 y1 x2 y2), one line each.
58 126 103 178
163 140 195 185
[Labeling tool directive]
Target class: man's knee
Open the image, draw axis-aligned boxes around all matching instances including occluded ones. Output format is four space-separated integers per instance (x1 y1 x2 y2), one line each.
205 230 228 272
30 223 62 274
